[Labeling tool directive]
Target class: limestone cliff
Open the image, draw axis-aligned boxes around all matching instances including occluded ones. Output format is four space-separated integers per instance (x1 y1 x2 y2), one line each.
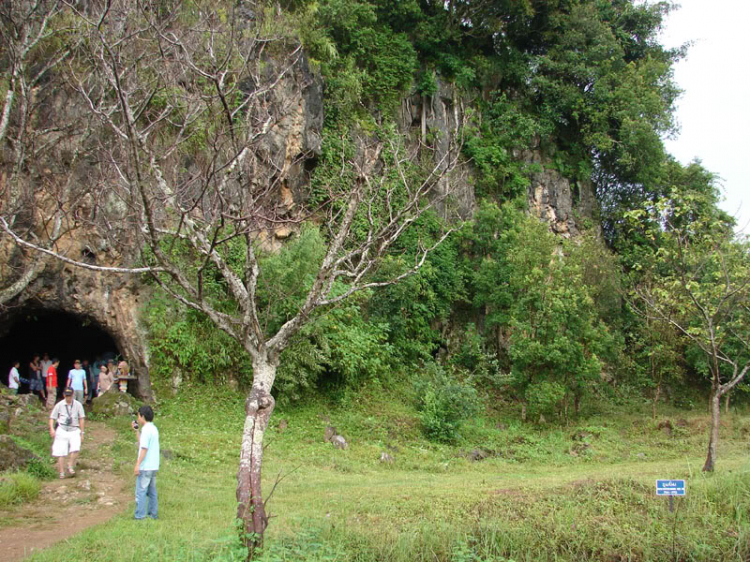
1 58 594 398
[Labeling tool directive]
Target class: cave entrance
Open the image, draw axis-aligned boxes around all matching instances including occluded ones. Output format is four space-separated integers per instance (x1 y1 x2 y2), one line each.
1 308 121 396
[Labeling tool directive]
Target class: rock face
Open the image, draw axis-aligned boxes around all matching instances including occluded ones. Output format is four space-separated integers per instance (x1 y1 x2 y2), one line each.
399 78 475 220
519 148 597 238
1 49 592 401
0 55 326 400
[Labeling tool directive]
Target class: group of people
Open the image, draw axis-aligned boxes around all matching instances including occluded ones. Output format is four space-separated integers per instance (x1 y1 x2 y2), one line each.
6 353 131 409
47 382 160 520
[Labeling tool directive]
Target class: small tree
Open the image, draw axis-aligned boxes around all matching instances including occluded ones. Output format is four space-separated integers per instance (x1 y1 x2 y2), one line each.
629 191 750 471
1 0 466 553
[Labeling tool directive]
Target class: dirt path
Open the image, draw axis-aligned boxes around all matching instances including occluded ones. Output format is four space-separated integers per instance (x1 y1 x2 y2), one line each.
0 421 132 561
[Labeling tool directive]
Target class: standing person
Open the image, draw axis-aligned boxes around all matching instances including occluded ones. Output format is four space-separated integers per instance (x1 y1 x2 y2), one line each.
40 353 52 381
29 355 45 403
82 359 94 402
106 359 117 388
132 405 159 520
66 360 88 404
49 388 85 479
45 358 60 409
85 359 98 401
97 364 114 395
117 359 130 393
8 361 21 394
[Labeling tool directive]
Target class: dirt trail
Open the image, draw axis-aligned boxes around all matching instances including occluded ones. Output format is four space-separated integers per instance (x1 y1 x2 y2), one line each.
0 421 132 561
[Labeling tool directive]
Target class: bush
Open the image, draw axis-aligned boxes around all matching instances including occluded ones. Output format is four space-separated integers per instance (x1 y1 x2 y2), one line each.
525 381 566 420
0 472 41 506
416 364 479 442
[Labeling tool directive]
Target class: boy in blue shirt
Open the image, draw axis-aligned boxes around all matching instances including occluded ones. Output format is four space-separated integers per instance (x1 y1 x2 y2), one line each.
132 405 160 520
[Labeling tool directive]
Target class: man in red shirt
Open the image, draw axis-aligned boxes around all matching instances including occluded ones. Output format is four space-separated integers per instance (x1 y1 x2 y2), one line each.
46 358 59 410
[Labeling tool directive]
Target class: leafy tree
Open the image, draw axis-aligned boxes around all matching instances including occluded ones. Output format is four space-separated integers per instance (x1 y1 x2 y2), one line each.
507 224 615 421
632 311 686 419
460 202 618 420
629 189 750 471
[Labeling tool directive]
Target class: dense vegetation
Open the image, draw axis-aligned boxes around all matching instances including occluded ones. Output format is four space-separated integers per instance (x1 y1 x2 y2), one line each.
139 0 749 438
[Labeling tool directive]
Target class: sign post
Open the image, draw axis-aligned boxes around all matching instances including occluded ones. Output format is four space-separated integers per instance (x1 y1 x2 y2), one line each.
656 479 686 512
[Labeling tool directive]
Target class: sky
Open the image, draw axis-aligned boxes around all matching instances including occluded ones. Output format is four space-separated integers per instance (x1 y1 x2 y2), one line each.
659 0 750 234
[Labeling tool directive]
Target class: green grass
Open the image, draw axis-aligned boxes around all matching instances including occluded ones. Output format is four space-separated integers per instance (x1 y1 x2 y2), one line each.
18 385 750 561
0 472 42 506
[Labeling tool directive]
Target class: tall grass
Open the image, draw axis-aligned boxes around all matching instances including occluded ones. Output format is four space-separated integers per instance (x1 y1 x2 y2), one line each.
0 472 42 506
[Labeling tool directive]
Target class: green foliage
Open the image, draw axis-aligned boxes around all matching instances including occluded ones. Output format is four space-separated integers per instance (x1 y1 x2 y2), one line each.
144 225 396 400
458 202 622 417
626 180 750 397
526 1 680 187
277 298 393 402
464 94 548 199
525 380 567 419
368 214 466 364
0 471 41 506
506 224 617 417
299 0 417 117
143 291 252 389
416 364 479 442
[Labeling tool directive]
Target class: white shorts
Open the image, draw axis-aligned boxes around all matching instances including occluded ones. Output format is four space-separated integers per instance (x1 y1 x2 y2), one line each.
52 428 81 457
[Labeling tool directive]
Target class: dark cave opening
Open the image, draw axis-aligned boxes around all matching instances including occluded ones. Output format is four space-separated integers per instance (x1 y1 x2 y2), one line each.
0 308 121 395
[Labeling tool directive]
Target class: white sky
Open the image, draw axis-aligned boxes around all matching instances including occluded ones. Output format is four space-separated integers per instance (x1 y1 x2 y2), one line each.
659 0 750 234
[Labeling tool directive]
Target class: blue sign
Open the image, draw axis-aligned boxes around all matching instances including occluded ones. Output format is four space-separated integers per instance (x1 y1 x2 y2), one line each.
656 479 686 496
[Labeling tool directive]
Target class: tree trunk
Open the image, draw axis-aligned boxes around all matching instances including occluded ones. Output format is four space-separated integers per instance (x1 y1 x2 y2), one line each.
703 390 721 472
236 355 277 558
652 384 661 420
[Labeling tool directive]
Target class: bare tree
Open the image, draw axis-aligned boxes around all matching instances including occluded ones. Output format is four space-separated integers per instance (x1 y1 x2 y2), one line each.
2 0 467 553
0 0 85 305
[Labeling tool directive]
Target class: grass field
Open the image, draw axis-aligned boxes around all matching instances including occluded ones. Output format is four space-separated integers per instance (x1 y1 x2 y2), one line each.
22 385 750 562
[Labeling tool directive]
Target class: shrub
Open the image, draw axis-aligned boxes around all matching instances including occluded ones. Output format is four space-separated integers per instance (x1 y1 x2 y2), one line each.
416 364 479 442
0 472 41 506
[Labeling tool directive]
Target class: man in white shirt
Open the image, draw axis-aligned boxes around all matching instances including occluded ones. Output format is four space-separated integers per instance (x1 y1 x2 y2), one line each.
133 405 160 520
49 388 86 479
8 361 20 394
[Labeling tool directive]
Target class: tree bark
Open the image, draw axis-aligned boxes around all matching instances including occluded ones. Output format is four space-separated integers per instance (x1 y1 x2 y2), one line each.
652 384 661 421
703 390 721 472
236 355 277 558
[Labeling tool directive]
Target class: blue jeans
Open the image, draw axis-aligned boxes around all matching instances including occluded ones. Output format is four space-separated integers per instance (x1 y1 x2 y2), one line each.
135 470 158 519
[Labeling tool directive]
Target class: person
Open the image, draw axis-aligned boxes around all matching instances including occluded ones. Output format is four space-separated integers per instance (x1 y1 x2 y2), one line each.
132 405 159 520
84 359 98 401
49 388 85 479
45 358 60 410
97 364 114 394
8 361 21 394
106 359 117 387
40 353 52 381
29 355 45 403
66 359 88 404
117 359 130 393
